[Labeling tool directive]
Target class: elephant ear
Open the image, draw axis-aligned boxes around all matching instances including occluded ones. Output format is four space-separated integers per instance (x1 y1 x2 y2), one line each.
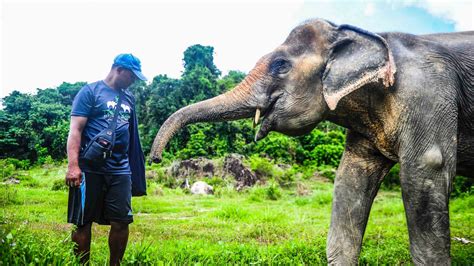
322 25 396 110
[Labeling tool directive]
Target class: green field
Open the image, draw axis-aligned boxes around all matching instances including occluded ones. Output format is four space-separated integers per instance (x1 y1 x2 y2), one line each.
1 164 473 265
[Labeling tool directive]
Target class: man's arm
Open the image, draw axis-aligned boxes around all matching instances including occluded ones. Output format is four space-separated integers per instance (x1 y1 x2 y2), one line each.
65 116 88 186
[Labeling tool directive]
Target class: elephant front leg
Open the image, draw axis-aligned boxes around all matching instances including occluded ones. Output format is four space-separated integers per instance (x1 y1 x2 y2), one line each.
327 132 394 265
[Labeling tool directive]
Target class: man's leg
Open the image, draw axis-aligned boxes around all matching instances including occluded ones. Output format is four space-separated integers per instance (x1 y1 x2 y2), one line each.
72 222 92 264
104 174 133 265
109 221 129 265
69 172 103 264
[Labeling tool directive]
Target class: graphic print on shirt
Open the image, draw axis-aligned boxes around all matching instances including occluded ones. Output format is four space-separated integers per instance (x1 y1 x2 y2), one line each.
103 96 131 122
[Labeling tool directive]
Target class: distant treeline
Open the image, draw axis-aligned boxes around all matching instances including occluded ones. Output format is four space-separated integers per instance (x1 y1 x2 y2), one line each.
0 44 345 167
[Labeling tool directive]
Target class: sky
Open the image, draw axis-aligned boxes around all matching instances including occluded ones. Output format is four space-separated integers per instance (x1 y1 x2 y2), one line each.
1 0 473 99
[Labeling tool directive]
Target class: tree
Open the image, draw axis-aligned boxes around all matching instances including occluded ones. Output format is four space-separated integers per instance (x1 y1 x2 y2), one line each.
218 70 246 92
57 82 86 106
183 44 221 78
1 87 73 161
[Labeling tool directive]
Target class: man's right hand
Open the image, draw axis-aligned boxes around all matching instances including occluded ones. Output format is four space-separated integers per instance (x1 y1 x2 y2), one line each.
66 116 88 187
66 165 82 187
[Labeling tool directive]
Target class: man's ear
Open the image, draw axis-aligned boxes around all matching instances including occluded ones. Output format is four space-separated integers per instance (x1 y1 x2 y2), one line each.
322 25 396 110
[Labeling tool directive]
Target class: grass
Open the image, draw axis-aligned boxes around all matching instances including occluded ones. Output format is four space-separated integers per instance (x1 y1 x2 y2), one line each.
1 164 473 264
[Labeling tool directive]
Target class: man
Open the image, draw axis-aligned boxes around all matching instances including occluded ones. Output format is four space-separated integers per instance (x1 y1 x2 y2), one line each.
65 53 146 265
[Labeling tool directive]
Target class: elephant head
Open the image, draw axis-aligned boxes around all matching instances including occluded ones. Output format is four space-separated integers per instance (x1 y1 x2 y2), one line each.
150 19 396 162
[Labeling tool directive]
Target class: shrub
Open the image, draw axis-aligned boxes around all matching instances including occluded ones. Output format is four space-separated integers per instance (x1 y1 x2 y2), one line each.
177 127 208 159
451 175 473 198
382 164 400 190
253 132 299 163
51 178 68 191
206 176 227 188
248 155 275 178
151 167 180 189
0 226 79 265
312 190 333 205
296 128 345 166
0 160 16 181
3 158 31 170
265 181 282 201
277 167 296 188
15 174 39 188
0 185 20 206
248 186 266 202
315 165 337 182
309 144 344 167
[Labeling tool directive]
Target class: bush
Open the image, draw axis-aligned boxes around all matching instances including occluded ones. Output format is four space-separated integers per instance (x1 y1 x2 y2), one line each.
382 164 400 190
253 132 299 163
296 128 345 166
177 127 208 159
51 178 68 191
150 167 180 189
309 144 344 167
451 175 473 198
15 174 39 188
277 167 297 188
37 155 54 166
0 185 20 206
0 160 16 180
315 165 337 182
206 176 227 188
312 190 333 205
248 186 266 202
248 155 275 178
0 225 79 265
3 158 31 170
265 181 282 201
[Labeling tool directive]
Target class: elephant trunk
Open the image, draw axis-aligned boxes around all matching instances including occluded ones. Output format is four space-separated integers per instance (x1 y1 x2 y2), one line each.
150 70 265 163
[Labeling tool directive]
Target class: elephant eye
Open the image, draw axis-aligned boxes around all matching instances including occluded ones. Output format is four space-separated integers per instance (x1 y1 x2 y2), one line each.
270 58 292 75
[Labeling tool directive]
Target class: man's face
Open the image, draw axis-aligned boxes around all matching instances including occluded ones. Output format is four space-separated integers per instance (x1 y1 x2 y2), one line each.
116 67 137 89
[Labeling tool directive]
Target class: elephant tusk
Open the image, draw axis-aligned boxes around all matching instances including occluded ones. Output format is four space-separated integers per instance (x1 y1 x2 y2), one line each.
253 109 261 128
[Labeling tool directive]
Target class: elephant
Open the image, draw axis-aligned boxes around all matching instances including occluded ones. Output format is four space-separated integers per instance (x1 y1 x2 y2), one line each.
150 19 474 264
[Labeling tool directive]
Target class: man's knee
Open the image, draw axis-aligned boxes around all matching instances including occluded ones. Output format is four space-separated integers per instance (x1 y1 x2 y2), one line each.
72 223 92 244
73 223 91 235
110 221 129 232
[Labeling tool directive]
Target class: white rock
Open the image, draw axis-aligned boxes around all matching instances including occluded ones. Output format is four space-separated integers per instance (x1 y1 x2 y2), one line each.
190 181 213 195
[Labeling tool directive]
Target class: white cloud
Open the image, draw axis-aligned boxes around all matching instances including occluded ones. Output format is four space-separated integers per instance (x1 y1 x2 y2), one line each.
364 2 376 16
401 0 473 31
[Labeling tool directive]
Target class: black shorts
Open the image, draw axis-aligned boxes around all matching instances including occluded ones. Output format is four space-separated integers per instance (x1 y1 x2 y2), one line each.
68 172 133 226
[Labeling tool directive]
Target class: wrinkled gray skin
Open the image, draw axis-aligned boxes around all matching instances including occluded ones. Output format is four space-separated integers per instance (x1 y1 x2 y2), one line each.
151 19 474 265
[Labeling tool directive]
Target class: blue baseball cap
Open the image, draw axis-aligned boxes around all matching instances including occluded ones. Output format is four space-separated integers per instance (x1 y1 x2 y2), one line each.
113 53 147 81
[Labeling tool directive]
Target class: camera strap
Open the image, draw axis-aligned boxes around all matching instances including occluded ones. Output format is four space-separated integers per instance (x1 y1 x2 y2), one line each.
100 91 124 151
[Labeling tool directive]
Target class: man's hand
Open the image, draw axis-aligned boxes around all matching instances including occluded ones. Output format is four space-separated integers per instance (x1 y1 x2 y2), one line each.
66 165 82 187
66 116 88 187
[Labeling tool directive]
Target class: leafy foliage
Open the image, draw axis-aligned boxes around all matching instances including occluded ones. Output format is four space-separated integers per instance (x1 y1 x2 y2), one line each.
0 222 79 265
0 82 84 162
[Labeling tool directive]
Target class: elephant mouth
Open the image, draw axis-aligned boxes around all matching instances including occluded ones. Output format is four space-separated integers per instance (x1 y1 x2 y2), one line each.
254 97 279 141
